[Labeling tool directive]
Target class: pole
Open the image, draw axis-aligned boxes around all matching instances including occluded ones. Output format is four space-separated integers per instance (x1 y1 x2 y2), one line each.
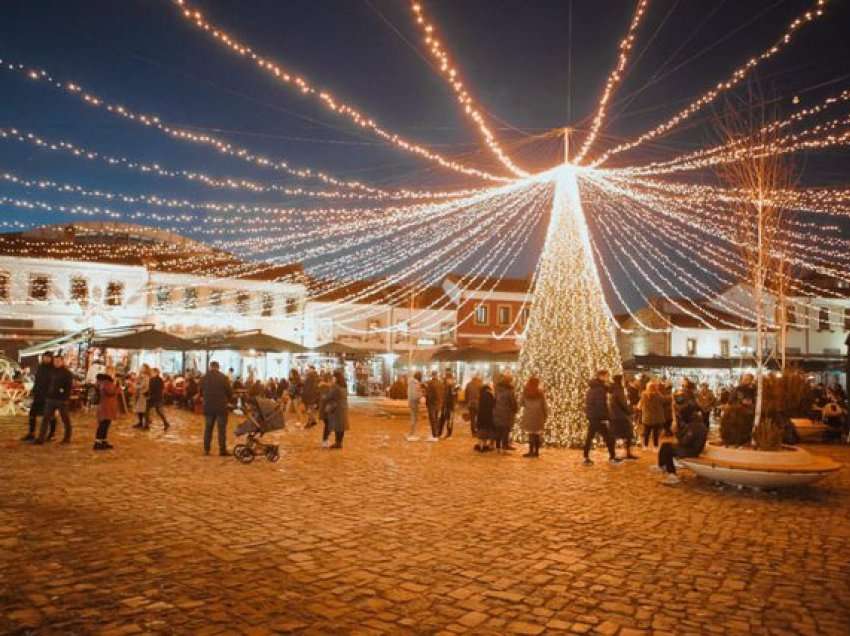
563 127 571 165
408 291 414 374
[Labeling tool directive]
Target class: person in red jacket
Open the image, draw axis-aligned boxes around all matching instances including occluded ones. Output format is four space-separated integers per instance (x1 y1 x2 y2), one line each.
94 368 119 451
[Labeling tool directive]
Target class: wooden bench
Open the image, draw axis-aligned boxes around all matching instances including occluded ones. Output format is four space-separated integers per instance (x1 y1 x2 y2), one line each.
792 417 830 443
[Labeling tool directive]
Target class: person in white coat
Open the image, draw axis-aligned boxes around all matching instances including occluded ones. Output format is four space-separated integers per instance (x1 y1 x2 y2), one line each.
407 371 423 441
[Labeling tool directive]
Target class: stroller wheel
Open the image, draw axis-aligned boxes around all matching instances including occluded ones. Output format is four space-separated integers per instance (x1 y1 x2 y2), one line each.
234 444 254 464
266 446 280 463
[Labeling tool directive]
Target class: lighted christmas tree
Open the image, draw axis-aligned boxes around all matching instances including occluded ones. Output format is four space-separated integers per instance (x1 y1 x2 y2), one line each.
516 158 622 447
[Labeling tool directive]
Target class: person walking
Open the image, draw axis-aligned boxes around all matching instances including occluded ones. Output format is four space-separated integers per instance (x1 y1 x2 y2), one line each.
464 374 482 436
200 361 233 456
424 371 444 442
302 365 320 429
21 352 52 442
35 353 74 445
609 374 638 460
439 371 458 438
406 371 423 441
474 383 496 452
520 376 547 458
146 367 170 431
132 364 151 429
493 372 518 452
639 381 666 451
582 370 621 466
695 383 716 429
94 367 119 451
288 368 303 425
323 370 349 449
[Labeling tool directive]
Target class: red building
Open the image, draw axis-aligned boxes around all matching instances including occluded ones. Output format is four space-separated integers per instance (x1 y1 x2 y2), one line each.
441 275 532 353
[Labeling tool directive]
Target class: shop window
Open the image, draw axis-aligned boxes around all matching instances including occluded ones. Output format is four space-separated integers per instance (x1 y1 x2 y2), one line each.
475 305 488 325
29 274 50 301
261 293 274 317
497 305 511 326
184 287 198 310
818 307 830 331
70 276 88 306
156 285 172 308
0 271 8 301
686 338 697 356
236 292 250 315
106 281 124 307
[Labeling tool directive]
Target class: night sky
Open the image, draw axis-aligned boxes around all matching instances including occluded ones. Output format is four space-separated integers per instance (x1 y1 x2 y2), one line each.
1 0 849 291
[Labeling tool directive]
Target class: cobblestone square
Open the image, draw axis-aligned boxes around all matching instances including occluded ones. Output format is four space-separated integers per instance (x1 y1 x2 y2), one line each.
2 402 849 635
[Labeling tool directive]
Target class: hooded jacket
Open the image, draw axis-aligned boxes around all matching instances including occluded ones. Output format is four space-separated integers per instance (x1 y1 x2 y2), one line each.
584 379 609 420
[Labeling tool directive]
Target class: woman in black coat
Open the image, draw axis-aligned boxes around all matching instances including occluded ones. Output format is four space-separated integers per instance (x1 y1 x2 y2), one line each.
22 353 53 441
608 375 637 460
474 384 496 452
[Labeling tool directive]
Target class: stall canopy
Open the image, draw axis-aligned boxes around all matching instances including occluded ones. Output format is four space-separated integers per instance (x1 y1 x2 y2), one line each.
94 328 194 351
197 330 308 353
311 341 366 356
17 328 94 359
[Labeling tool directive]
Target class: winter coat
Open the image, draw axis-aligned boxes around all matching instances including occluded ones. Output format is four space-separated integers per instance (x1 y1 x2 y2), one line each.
324 383 349 433
464 379 482 408
639 391 666 427
476 386 496 440
201 369 233 415
674 415 708 458
407 378 422 406
46 367 74 402
133 375 149 414
493 381 518 431
96 377 119 421
443 380 457 411
608 383 633 440
302 370 320 407
696 388 716 412
30 361 53 410
425 378 444 409
148 376 165 405
520 395 547 434
584 379 609 420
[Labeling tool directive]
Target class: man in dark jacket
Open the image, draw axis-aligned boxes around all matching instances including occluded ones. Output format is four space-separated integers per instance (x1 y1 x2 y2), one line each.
200 361 233 456
424 371 444 442
22 352 53 441
145 367 170 431
582 370 621 466
657 398 708 485
35 353 74 444
301 365 320 428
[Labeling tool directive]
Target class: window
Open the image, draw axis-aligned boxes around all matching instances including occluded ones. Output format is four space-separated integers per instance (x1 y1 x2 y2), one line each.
236 292 250 315
105 281 124 307
786 304 797 328
0 272 8 301
439 321 454 344
474 305 488 325
686 337 697 356
261 293 274 317
70 277 88 305
156 286 172 308
497 305 511 326
209 289 223 309
521 306 530 324
844 308 850 332
184 287 198 310
819 307 830 331
285 297 298 315
29 275 50 301
367 319 381 342
719 339 730 358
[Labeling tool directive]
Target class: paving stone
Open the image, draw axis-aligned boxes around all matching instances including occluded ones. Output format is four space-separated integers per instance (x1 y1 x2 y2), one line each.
0 407 849 634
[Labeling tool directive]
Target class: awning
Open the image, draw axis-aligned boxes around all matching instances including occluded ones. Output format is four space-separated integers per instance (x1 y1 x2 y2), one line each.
311 341 368 356
94 328 194 351
17 328 94 359
197 331 308 353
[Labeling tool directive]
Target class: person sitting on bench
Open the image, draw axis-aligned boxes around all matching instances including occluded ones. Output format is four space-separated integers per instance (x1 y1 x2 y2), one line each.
656 394 707 485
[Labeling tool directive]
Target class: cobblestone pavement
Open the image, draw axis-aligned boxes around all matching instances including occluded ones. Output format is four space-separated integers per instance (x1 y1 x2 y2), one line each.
1 401 849 635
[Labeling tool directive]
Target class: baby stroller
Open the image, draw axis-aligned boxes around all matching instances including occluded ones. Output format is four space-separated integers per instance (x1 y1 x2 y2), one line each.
233 397 284 464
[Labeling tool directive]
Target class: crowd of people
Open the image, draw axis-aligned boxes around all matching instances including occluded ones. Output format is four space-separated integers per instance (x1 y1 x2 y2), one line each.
16 351 850 473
